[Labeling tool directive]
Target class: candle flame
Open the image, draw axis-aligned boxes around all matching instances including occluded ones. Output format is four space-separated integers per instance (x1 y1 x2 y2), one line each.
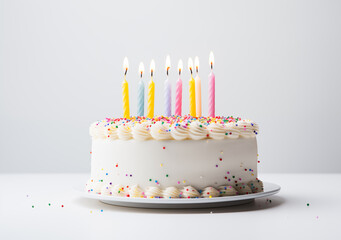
150 59 155 77
209 51 214 69
178 59 183 75
188 58 193 75
139 62 144 78
165 55 171 75
123 57 129 75
194 56 199 73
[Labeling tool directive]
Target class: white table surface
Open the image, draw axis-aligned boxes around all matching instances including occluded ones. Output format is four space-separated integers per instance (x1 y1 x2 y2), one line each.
0 173 340 239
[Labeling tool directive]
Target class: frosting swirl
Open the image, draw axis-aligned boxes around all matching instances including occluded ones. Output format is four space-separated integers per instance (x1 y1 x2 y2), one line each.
163 187 181 198
207 123 226 140
248 180 263 193
101 184 112 196
235 183 252 194
111 184 126 197
132 122 152 141
218 185 237 196
118 124 133 140
150 122 172 140
225 123 241 139
129 185 144 198
145 187 163 198
92 182 104 194
201 187 220 198
188 121 208 140
235 120 258 138
171 123 189 140
182 186 200 198
106 124 118 140
89 122 106 139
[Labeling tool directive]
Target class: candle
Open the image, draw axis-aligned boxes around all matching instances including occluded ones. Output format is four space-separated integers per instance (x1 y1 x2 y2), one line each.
175 60 183 116
122 57 130 119
208 51 215 117
137 62 145 116
147 59 155 119
194 56 201 117
164 55 171 117
188 58 196 117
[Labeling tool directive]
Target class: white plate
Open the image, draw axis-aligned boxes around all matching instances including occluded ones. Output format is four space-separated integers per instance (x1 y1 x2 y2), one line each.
75 182 280 209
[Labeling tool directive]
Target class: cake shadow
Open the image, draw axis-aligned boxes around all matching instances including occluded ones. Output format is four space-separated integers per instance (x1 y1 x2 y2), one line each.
73 195 285 214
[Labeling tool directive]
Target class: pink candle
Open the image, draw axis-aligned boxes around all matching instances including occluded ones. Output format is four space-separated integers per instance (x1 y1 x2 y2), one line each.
175 60 183 116
208 52 215 117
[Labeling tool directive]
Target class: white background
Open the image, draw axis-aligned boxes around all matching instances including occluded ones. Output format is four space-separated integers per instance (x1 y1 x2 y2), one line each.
1 0 341 173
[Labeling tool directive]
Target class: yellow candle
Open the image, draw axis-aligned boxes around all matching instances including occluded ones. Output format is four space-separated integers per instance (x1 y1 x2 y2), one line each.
147 59 155 119
188 58 196 117
194 56 201 117
122 57 130 119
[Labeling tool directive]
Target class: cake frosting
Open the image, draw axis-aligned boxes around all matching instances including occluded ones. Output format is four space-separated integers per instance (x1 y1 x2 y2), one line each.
86 115 263 198
89 116 258 141
201 187 220 198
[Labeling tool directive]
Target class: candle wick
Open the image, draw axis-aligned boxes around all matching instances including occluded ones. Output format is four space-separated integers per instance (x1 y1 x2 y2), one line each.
125 68 128 75
190 69 193 75
140 72 143 78
151 70 153 77
211 63 213 70
196 67 198 73
167 69 169 76
179 69 181 75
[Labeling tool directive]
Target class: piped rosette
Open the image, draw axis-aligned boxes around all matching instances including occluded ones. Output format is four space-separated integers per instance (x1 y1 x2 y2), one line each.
235 120 259 138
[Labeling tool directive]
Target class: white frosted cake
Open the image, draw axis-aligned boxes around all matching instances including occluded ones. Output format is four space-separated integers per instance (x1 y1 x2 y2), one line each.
86 116 263 198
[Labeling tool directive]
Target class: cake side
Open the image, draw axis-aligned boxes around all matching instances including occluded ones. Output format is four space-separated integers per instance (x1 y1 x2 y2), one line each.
86 116 263 198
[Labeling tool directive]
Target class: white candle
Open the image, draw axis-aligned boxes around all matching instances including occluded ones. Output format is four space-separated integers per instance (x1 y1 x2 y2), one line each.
164 55 171 117
195 56 201 117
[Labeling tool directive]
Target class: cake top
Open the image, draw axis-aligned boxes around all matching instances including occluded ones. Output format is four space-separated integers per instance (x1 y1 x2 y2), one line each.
90 115 259 141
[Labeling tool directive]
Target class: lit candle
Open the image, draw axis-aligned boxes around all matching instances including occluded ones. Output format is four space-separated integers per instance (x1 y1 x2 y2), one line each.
164 55 171 117
208 52 215 117
137 62 145 116
194 56 201 117
147 59 155 119
122 57 130 119
188 58 196 117
175 59 183 116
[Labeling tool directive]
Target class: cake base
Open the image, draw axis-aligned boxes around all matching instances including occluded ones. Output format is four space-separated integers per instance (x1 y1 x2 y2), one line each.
78 182 280 209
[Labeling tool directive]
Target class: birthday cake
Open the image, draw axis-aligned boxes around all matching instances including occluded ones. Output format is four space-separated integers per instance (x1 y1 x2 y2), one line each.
85 116 263 198
85 53 263 198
